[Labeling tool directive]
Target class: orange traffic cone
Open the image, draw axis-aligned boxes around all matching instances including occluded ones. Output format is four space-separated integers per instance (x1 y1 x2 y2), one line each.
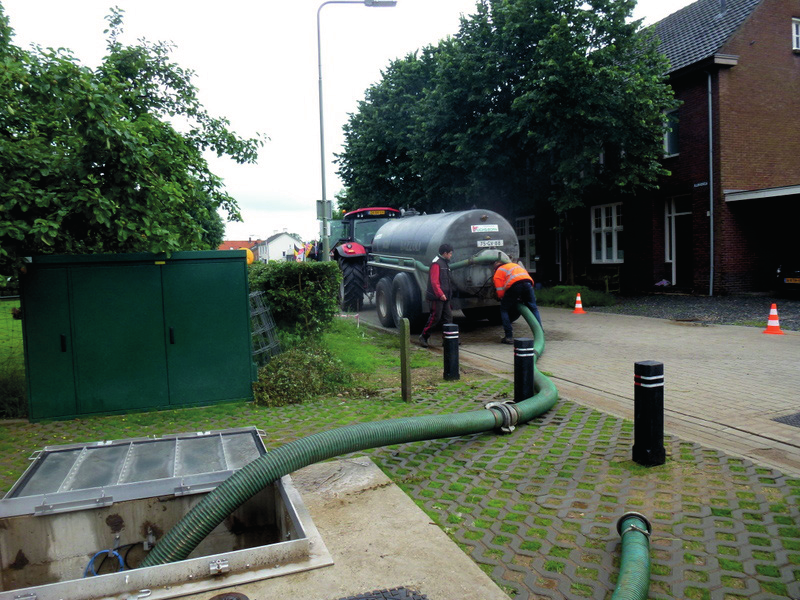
573 293 587 314
763 303 784 335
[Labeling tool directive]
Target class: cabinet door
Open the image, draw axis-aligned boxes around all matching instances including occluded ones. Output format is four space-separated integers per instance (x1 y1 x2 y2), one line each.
70 265 168 414
162 260 253 405
22 267 77 420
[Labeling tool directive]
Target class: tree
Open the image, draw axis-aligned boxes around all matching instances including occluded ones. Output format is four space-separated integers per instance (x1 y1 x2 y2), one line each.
336 0 674 220
0 6 265 278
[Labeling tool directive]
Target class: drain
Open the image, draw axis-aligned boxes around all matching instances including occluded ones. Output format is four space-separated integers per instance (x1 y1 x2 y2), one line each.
209 594 250 600
337 588 428 600
774 412 800 428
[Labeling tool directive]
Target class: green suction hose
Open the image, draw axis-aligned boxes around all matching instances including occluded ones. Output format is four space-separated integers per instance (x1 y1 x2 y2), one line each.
141 305 556 567
612 512 653 600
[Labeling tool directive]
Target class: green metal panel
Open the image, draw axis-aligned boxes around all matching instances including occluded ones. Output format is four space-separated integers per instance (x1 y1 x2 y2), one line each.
70 264 168 414
22 267 77 420
162 259 253 404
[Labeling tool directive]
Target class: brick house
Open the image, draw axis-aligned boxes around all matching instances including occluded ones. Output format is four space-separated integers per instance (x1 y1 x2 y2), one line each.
533 0 800 294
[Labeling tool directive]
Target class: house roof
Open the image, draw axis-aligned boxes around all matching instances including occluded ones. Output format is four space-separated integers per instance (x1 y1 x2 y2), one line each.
217 240 256 251
652 0 763 73
264 231 303 245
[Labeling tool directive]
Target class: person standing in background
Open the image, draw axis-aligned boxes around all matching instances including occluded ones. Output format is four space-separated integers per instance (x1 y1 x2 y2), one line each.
418 243 454 348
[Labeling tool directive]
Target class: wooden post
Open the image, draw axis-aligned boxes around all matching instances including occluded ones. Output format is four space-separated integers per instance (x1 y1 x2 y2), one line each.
400 318 411 402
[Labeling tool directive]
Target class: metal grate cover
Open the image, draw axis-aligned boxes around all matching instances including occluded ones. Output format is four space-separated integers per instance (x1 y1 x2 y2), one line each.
250 291 281 366
0 427 265 518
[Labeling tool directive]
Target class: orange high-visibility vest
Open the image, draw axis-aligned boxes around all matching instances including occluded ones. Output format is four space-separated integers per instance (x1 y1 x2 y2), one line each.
493 263 533 299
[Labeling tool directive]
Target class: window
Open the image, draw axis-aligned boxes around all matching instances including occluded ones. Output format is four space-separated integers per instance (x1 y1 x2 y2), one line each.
663 110 679 157
514 216 536 272
591 203 623 264
793 18 800 51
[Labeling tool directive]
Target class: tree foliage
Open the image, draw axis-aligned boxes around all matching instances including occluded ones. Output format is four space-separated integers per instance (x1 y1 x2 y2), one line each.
336 0 674 217
0 6 265 277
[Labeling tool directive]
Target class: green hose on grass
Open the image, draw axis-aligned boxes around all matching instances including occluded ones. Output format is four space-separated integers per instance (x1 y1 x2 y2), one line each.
140 304 651 600
141 305 555 567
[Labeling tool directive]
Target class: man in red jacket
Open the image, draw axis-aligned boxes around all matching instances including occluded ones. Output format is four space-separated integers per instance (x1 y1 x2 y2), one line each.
493 260 542 344
418 243 454 347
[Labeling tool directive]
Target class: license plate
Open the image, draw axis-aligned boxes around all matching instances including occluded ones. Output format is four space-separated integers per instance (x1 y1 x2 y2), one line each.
477 240 504 248
785 277 800 284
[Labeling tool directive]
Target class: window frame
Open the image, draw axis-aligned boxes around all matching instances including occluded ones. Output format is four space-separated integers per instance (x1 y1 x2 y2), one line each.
591 203 624 265
793 18 800 51
514 215 536 272
663 110 679 157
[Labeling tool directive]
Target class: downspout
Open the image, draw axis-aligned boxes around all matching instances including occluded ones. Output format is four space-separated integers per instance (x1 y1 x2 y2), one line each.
707 71 715 296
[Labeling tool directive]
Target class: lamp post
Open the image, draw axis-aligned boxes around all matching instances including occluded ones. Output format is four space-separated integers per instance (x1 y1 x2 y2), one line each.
317 0 397 261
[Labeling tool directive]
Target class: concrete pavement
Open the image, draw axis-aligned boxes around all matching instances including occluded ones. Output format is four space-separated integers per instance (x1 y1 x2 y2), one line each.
362 303 800 478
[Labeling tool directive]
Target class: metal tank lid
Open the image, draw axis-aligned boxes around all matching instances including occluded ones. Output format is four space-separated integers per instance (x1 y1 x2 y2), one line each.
0 427 265 518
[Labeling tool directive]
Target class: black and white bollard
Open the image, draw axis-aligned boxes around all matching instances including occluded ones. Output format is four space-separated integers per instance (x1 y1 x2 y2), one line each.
633 360 666 466
514 338 535 402
442 323 460 381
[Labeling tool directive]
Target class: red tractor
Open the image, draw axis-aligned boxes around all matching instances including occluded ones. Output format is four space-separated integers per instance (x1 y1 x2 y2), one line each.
329 207 401 311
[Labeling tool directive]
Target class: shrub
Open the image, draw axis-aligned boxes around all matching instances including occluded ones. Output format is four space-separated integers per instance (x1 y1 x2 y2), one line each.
249 261 340 342
536 285 615 309
252 344 352 407
0 360 27 419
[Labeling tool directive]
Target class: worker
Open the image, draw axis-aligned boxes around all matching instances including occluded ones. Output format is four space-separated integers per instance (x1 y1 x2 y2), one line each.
493 260 542 344
418 243 454 348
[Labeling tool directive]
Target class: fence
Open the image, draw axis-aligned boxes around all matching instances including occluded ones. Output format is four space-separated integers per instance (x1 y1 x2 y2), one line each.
249 291 281 367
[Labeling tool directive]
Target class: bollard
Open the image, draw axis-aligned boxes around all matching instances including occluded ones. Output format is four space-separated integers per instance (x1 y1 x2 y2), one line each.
442 323 460 381
633 360 666 466
513 338 535 402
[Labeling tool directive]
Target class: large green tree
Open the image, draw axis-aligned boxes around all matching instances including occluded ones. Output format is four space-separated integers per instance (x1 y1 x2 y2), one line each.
0 6 264 278
336 0 674 218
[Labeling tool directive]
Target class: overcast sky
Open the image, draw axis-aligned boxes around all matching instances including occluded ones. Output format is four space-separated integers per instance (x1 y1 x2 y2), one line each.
3 0 695 243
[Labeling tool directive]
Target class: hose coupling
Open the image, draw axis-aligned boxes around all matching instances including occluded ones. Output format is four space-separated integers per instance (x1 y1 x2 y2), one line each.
485 401 519 434
616 511 652 538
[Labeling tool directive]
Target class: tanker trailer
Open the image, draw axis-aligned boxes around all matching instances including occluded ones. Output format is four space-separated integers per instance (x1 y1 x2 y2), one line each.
365 209 520 331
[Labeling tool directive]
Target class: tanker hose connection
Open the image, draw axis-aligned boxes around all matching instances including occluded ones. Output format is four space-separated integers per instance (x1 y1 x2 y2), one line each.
612 512 653 600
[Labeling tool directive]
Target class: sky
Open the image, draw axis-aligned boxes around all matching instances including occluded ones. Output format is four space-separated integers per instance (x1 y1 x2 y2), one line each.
3 0 696 244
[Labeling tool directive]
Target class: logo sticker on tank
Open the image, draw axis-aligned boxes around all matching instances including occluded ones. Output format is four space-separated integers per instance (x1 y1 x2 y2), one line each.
471 224 500 233
477 240 504 248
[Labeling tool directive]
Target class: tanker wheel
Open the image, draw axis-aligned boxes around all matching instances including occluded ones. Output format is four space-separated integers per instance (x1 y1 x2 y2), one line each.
338 258 366 312
375 276 395 328
391 272 424 331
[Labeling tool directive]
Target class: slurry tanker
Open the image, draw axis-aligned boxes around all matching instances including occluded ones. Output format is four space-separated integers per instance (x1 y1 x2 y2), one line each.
330 207 520 331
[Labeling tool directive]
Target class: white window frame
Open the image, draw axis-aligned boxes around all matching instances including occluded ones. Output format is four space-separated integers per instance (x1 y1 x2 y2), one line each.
514 215 536 272
591 203 623 264
663 110 679 157
793 18 800 51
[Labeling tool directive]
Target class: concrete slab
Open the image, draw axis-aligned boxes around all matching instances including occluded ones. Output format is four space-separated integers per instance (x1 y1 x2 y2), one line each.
183 457 510 600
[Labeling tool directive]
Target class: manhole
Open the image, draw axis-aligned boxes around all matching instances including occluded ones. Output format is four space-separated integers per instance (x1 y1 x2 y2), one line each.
209 594 250 600
337 588 428 600
774 412 800 427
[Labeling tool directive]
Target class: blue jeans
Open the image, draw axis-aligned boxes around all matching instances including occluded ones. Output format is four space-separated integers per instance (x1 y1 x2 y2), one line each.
500 281 542 338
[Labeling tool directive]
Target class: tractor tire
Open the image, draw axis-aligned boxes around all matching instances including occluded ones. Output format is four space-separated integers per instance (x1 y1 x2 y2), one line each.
375 277 395 327
339 258 366 312
391 272 424 331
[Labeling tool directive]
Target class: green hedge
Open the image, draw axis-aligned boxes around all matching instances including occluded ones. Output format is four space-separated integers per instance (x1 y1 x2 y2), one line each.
536 285 616 309
248 261 341 344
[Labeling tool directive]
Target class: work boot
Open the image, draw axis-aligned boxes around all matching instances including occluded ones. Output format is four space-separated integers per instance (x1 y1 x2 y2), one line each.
418 335 429 348
500 337 514 345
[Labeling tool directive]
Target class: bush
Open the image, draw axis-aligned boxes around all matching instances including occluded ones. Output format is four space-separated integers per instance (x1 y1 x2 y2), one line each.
252 344 352 407
536 285 616 309
249 261 340 343
0 361 27 419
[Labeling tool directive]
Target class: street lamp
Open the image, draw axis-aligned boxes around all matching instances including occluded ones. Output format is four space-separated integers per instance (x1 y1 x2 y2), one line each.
317 0 397 261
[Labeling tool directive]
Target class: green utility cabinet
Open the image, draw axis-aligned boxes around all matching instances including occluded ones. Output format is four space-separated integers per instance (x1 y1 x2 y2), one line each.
21 251 254 421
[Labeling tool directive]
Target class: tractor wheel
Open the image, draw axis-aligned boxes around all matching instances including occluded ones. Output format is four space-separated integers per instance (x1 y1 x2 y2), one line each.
375 276 395 327
391 272 424 331
339 258 366 312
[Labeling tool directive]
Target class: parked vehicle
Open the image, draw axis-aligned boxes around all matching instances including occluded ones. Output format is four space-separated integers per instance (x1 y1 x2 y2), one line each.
776 259 800 295
331 207 520 331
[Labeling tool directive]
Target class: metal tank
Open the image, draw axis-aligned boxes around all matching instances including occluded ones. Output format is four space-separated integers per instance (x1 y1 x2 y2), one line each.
367 209 520 329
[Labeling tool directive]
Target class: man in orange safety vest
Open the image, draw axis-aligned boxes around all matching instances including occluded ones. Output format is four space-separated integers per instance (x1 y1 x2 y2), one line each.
493 261 542 344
